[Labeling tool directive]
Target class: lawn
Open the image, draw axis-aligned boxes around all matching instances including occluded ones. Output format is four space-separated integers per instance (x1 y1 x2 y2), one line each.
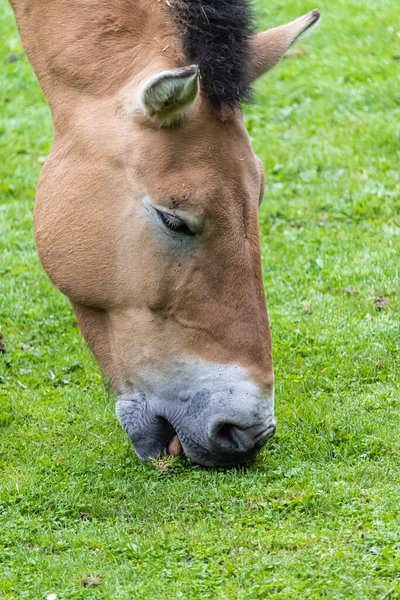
0 0 399 598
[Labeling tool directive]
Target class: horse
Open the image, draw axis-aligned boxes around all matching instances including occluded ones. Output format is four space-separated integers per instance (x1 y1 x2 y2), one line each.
9 0 320 467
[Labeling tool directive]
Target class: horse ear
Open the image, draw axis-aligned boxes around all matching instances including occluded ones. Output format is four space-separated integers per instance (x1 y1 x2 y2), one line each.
138 65 200 126
250 10 320 81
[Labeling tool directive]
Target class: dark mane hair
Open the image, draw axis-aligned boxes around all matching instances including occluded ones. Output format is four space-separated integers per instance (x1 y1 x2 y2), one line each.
168 0 254 108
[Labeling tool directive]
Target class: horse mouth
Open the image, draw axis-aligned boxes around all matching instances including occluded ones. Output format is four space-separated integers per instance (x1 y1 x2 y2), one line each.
164 433 183 457
116 390 275 467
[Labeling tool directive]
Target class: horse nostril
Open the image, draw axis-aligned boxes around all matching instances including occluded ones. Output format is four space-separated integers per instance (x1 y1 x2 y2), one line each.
216 423 243 451
212 421 273 453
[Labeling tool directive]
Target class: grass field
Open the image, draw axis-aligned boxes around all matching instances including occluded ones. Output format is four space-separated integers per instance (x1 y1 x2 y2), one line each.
1 0 399 598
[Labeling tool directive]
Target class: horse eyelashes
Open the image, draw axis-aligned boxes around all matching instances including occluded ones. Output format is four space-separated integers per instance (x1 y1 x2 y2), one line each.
156 210 195 236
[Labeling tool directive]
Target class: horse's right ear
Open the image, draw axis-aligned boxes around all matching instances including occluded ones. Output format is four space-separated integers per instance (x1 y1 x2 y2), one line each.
137 65 200 127
250 10 320 81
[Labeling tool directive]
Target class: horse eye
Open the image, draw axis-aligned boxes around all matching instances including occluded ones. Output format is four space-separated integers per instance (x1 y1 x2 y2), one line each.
156 209 195 236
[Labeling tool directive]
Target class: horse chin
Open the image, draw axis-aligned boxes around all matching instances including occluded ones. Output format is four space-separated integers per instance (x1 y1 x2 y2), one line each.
116 392 176 461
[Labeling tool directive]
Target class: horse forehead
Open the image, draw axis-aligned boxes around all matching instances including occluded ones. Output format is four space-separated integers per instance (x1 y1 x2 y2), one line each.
131 121 258 192
132 102 252 160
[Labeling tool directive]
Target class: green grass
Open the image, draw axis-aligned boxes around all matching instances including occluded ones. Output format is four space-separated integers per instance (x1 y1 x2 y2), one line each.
0 0 399 598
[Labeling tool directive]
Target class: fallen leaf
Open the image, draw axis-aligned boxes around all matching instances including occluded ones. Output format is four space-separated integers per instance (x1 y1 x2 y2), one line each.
82 576 104 587
302 301 313 314
80 512 92 521
374 296 389 310
344 287 358 295
4 52 23 64
20 342 34 350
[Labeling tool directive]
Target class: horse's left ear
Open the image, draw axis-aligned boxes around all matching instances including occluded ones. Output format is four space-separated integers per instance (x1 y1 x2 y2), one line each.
138 65 200 126
250 9 320 81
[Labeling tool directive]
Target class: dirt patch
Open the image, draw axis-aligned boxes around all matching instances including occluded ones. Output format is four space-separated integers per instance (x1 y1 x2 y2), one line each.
374 296 389 310
82 576 104 587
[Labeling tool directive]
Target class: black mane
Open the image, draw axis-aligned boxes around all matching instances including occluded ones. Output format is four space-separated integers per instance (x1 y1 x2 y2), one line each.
169 0 254 108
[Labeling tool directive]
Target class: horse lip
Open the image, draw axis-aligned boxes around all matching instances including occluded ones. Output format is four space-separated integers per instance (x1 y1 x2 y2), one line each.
116 393 175 460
